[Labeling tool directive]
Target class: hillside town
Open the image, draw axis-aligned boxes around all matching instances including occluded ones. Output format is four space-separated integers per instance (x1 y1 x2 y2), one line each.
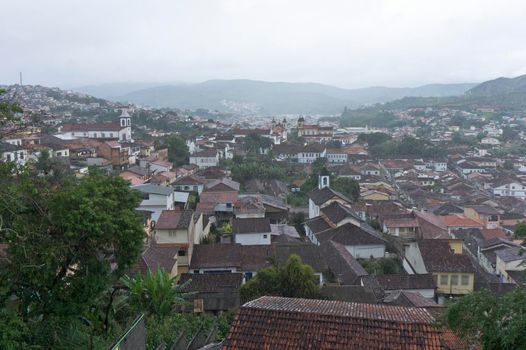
2 82 526 348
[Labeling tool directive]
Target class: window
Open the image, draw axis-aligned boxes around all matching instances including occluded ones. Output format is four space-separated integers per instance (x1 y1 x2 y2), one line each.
193 186 198 191
461 275 470 286
101 133 106 138
440 275 449 285
193 269 200 274
178 250 186 257
450 275 459 285
263 234 268 239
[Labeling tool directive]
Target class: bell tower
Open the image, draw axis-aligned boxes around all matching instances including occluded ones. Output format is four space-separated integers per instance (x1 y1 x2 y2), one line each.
319 168 330 189
119 109 133 142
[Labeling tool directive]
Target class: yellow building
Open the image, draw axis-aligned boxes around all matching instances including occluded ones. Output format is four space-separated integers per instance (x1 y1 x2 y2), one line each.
361 190 390 201
404 239 475 303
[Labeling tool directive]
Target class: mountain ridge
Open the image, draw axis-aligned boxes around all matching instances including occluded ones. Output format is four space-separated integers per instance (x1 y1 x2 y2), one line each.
467 74 526 96
77 79 475 114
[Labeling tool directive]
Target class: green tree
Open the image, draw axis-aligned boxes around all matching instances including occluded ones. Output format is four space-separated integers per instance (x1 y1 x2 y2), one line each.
357 132 392 147
514 222 526 239
443 287 526 349
163 135 189 166
503 160 515 170
245 133 272 154
30 148 74 185
332 177 360 201
0 88 24 139
0 167 145 347
231 156 285 184
358 257 403 276
121 269 191 320
240 254 320 303
0 88 22 127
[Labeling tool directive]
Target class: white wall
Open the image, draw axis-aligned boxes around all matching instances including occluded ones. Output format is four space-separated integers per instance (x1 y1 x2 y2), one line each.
404 242 427 274
346 244 385 259
137 193 174 221
308 199 320 219
234 232 271 245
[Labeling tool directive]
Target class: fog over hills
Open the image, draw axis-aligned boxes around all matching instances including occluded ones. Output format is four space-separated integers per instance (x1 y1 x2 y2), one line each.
73 79 476 115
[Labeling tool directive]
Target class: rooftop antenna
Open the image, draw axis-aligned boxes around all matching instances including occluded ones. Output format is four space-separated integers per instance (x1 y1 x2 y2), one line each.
19 72 23 86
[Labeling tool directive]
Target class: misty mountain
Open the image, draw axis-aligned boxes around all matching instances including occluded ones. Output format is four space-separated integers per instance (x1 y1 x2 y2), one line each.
73 82 170 99
87 79 475 115
467 74 526 96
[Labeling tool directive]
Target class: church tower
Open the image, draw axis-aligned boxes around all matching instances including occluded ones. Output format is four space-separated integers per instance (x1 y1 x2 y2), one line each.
319 168 330 189
119 109 132 142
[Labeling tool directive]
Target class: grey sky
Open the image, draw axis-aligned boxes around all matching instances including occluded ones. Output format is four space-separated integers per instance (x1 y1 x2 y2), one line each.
2 0 526 88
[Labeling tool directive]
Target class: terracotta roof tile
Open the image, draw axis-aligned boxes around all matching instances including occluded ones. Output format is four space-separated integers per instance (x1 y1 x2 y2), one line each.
223 296 467 350
156 210 193 230
376 274 436 291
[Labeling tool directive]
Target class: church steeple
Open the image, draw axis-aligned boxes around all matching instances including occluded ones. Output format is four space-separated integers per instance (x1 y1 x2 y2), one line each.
319 168 330 189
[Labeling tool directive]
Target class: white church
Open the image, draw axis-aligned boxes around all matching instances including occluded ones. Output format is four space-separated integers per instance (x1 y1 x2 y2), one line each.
55 110 133 142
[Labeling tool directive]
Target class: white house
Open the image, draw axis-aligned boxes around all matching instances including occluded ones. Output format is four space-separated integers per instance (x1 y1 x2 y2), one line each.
0 141 28 166
139 158 173 173
492 180 526 199
189 149 219 168
232 218 272 245
480 137 501 146
325 148 348 164
308 174 351 219
495 247 526 283
298 144 326 164
316 222 386 259
57 110 133 142
132 184 175 221
173 174 207 194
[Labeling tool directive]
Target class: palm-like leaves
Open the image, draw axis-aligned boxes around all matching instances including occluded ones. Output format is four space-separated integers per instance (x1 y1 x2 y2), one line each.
121 269 192 319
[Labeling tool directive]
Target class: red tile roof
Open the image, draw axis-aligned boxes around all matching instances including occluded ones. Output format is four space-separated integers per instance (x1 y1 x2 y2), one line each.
223 296 467 349
440 215 483 228
155 210 193 230
62 122 122 132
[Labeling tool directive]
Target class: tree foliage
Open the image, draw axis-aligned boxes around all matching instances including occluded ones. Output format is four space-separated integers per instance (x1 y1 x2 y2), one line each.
231 156 285 184
357 132 392 147
160 135 189 166
0 165 145 348
0 88 23 127
514 222 526 240
240 254 321 303
244 133 272 154
332 177 360 201
358 257 403 276
369 136 446 158
443 287 526 349
121 269 191 320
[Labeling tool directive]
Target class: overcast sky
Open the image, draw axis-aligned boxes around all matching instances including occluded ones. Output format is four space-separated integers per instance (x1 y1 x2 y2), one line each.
2 0 526 89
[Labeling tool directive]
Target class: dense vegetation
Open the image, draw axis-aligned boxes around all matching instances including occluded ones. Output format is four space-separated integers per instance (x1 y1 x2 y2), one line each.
0 163 145 348
240 254 321 303
358 257 404 275
230 156 285 184
155 134 190 166
369 136 447 158
341 108 408 128
0 162 229 349
444 286 526 349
